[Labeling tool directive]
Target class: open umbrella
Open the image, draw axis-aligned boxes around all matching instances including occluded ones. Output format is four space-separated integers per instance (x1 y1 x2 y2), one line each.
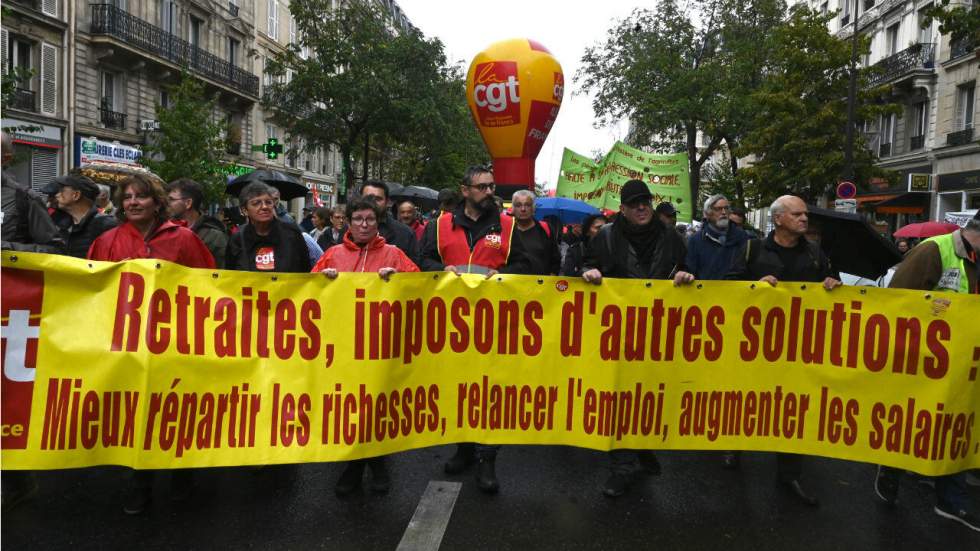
386 182 405 196
227 169 308 201
893 221 960 238
534 197 600 224
391 185 439 210
806 205 903 280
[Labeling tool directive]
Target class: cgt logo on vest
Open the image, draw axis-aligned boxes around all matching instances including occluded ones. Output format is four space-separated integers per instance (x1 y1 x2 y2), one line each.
1 268 44 449
255 247 276 271
473 61 520 127
483 233 503 249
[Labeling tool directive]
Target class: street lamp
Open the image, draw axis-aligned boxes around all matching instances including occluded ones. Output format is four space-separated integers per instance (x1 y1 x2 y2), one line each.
843 0 860 183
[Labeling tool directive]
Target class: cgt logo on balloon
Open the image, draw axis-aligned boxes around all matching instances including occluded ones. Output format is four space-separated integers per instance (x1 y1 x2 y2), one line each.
1 268 44 450
472 61 520 126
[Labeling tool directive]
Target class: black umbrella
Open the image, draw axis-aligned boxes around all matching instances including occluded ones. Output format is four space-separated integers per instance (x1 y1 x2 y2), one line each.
386 182 405 196
227 169 308 201
391 185 440 210
806 205 902 280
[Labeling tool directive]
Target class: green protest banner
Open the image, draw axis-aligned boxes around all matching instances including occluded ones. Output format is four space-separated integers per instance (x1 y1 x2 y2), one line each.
556 142 692 223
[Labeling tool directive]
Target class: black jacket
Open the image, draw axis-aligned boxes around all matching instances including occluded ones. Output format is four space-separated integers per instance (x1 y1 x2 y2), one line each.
1 171 65 254
316 225 347 251
226 219 312 273
419 204 531 274
54 206 118 258
727 232 837 283
516 221 561 275
583 216 686 279
380 213 420 266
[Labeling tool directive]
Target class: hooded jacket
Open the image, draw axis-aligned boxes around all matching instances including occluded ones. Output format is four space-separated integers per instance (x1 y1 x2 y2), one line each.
311 232 419 274
87 219 216 268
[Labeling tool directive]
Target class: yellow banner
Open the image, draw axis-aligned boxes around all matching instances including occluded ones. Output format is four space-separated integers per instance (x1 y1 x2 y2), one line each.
2 252 979 475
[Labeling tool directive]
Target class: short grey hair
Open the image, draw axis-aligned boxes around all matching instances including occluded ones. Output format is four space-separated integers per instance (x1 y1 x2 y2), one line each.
770 195 795 223
512 189 535 203
97 184 111 196
239 182 277 205
703 194 728 216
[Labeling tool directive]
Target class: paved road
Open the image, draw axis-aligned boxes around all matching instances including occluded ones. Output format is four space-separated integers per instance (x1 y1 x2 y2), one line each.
3 445 978 550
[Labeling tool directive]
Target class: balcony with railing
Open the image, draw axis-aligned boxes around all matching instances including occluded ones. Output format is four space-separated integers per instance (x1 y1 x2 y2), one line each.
949 36 977 61
867 43 935 87
89 3 259 98
946 127 974 147
10 88 36 111
100 107 127 130
910 135 925 151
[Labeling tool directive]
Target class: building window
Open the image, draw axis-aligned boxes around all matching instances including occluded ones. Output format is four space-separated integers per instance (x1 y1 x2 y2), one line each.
955 83 976 131
268 0 278 40
160 89 170 109
101 71 119 111
918 9 932 44
229 37 239 67
910 102 927 150
189 16 202 49
841 0 852 25
879 113 895 156
885 23 899 56
162 0 178 34
289 15 296 45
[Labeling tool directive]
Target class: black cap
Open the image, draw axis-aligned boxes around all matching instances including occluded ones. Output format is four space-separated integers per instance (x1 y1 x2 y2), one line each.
41 175 99 201
655 202 677 216
730 205 746 216
620 179 652 204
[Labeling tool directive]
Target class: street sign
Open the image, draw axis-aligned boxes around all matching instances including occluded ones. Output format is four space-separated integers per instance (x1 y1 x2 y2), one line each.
908 173 931 192
138 120 159 131
836 181 857 199
835 199 857 213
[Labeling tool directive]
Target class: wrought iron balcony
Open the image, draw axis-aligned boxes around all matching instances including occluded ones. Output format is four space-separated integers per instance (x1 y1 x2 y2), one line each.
90 4 259 98
11 88 36 111
879 142 892 157
946 127 974 147
910 135 925 151
100 107 127 130
950 37 976 61
867 43 935 87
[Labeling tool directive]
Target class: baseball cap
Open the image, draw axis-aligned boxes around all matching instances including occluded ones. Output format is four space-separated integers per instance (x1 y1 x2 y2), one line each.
655 202 678 216
620 179 653 204
41 175 99 201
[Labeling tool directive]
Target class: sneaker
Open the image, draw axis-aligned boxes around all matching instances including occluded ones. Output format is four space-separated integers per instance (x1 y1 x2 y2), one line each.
335 462 365 496
874 466 899 506
603 472 630 498
444 444 476 474
122 486 151 515
476 458 499 494
934 501 980 532
368 458 391 494
637 452 661 476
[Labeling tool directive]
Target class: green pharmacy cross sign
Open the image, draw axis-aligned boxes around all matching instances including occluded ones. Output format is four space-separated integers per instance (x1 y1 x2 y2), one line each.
251 138 284 159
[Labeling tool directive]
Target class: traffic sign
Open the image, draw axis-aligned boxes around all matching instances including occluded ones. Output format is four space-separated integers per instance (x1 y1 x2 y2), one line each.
836 181 857 199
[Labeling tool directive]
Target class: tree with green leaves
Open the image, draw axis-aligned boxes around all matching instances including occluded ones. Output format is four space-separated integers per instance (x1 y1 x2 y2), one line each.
140 75 229 207
737 6 898 205
923 1 980 45
266 0 484 194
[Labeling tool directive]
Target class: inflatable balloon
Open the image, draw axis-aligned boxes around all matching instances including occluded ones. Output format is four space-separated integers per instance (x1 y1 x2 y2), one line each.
466 38 563 194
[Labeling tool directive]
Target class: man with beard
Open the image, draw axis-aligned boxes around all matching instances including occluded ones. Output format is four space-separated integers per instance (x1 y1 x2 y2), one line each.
419 165 530 493
581 179 687 497
676 194 748 281
166 178 228 268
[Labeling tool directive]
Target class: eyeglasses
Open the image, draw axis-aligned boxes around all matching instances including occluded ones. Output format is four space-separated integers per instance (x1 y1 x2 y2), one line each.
246 199 276 208
350 216 378 226
466 183 496 192
712 205 732 212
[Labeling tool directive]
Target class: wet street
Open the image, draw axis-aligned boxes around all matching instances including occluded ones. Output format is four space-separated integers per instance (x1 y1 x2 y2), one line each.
3 445 978 550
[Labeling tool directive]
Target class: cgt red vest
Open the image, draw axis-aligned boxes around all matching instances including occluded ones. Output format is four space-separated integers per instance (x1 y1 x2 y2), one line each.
436 211 515 273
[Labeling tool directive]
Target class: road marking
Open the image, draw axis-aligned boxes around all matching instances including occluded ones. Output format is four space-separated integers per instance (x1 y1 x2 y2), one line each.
396 480 462 551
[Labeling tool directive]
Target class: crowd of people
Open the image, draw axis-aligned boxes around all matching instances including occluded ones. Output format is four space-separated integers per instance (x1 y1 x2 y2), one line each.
3 131 980 532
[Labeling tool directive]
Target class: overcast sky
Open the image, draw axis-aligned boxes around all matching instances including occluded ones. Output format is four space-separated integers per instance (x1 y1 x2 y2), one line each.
396 0 639 189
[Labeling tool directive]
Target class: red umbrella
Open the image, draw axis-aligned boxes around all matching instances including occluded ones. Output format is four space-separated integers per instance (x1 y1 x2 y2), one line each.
893 221 960 238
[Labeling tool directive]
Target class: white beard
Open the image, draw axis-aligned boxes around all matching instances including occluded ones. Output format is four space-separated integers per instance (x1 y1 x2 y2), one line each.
712 217 730 230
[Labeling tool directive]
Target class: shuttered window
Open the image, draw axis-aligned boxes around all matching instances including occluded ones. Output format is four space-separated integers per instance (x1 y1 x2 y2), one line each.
41 0 58 18
40 42 57 115
30 148 59 192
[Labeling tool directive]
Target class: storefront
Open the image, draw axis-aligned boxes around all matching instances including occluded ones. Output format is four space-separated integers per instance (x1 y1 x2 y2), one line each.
2 118 65 191
855 164 933 234
305 181 335 209
73 135 142 168
935 169 980 222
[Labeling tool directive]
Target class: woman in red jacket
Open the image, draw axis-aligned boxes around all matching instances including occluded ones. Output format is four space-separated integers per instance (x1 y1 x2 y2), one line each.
87 174 214 515
87 174 215 268
311 197 418 496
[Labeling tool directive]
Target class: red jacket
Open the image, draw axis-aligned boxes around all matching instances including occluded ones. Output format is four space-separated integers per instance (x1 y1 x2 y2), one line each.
87 220 216 269
311 232 419 274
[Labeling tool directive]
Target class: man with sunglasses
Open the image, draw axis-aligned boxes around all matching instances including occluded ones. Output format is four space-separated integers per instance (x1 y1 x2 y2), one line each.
419 165 531 493
581 179 688 497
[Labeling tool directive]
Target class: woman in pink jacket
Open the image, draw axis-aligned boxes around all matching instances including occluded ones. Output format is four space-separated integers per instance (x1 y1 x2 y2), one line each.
311 197 418 496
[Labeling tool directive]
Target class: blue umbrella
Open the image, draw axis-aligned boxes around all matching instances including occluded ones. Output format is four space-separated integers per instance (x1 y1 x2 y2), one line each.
534 197 600 224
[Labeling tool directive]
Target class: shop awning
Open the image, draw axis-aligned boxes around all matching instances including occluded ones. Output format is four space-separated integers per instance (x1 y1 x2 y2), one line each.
873 192 930 214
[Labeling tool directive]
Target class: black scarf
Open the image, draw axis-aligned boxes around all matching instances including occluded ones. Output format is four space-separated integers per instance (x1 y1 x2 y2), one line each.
620 218 661 270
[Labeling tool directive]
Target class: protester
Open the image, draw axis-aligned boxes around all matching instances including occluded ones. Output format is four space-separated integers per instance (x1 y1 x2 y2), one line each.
874 211 980 532
729 205 760 238
581 179 686 497
166 178 228 268
308 206 331 242
396 200 425 242
1 132 65 254
437 187 460 214
96 184 115 215
677 194 748 281
87 173 214 515
270 188 296 224
655 202 678 229
43 174 117 258
219 206 245 236
725 194 841 507
896 238 910 255
316 205 348 251
226 183 312 272
511 189 561 275
420 165 530 493
560 214 607 276
358 181 420 264
299 206 315 233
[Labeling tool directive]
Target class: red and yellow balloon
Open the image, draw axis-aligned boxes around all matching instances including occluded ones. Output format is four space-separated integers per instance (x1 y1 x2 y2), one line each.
466 38 563 190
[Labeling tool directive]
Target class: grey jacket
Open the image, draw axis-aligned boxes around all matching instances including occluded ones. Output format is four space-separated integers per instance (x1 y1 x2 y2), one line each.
1 171 65 254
